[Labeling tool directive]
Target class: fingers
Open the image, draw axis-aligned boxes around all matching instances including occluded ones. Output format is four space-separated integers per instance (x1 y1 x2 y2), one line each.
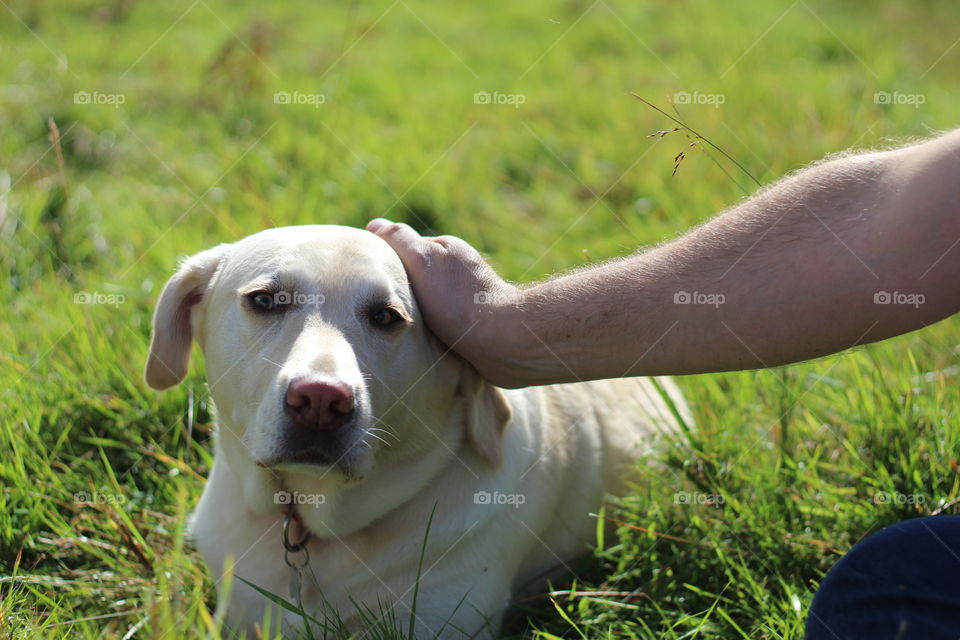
432 234 470 251
365 218 398 234
368 218 457 251
367 219 483 277
367 218 420 244
367 218 429 257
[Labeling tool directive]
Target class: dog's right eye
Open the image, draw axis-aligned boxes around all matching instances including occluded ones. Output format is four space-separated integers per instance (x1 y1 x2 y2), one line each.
247 292 278 313
370 307 401 328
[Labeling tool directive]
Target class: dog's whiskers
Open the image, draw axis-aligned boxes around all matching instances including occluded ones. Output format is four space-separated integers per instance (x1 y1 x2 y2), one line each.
260 357 284 369
364 430 392 447
366 426 399 442
366 435 389 447
368 419 400 441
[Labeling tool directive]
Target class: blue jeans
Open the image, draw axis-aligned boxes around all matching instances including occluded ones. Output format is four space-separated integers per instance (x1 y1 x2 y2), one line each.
806 515 960 639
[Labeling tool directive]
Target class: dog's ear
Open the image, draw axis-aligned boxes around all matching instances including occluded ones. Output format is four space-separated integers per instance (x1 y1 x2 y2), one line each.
145 244 231 390
459 361 512 467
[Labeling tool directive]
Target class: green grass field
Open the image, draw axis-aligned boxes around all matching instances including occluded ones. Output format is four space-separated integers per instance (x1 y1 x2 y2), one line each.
3 0 960 637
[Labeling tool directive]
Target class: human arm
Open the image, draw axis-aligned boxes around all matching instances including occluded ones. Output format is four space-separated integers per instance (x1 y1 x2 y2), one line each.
369 129 960 387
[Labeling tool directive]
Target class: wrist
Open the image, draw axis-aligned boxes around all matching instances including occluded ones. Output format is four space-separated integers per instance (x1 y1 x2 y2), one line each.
468 284 543 388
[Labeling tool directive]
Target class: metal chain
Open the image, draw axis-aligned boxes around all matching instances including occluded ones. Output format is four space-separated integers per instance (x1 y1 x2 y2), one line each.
282 509 312 611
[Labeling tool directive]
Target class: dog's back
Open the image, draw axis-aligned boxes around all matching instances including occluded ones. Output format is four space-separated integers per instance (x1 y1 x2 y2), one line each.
504 376 690 598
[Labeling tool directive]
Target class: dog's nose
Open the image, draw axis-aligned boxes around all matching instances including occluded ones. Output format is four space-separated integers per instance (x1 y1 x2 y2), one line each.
284 378 355 431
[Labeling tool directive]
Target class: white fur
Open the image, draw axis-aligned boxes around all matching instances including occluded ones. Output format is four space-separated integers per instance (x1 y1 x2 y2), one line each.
146 225 690 638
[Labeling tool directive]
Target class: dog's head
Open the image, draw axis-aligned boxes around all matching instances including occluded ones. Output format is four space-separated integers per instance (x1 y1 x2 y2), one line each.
145 225 510 535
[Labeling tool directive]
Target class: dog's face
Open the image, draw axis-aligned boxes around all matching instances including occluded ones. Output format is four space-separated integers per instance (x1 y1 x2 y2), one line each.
145 226 509 529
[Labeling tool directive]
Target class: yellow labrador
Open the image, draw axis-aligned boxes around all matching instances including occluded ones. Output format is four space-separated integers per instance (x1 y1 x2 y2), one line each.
145 225 688 638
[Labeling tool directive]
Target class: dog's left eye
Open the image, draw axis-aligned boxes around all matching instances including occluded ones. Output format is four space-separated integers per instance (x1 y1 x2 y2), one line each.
369 307 402 328
248 292 278 312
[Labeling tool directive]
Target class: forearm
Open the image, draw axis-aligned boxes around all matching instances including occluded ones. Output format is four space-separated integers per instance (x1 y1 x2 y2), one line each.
493 131 960 386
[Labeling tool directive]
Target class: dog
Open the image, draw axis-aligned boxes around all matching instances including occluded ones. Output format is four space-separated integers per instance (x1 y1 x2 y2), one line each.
145 225 689 638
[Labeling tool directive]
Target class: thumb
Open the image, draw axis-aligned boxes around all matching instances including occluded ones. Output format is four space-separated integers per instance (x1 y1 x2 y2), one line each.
367 218 431 265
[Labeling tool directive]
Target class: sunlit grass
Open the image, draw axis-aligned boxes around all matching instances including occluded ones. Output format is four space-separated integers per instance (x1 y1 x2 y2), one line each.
2 0 960 637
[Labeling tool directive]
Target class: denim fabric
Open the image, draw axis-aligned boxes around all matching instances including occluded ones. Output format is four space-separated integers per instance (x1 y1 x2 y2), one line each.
806 515 960 640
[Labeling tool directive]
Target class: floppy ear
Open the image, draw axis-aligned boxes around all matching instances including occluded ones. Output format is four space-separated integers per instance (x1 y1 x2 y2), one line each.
145 244 231 390
458 361 512 467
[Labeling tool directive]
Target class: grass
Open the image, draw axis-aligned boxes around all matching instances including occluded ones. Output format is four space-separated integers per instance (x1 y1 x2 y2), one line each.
2 0 960 637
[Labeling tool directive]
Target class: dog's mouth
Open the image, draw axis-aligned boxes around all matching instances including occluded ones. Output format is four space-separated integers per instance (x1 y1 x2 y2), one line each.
257 450 338 470
257 455 364 483
255 429 367 481
257 451 350 475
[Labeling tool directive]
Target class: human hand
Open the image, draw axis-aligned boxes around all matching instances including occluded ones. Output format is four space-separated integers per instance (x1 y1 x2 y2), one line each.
366 219 525 385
